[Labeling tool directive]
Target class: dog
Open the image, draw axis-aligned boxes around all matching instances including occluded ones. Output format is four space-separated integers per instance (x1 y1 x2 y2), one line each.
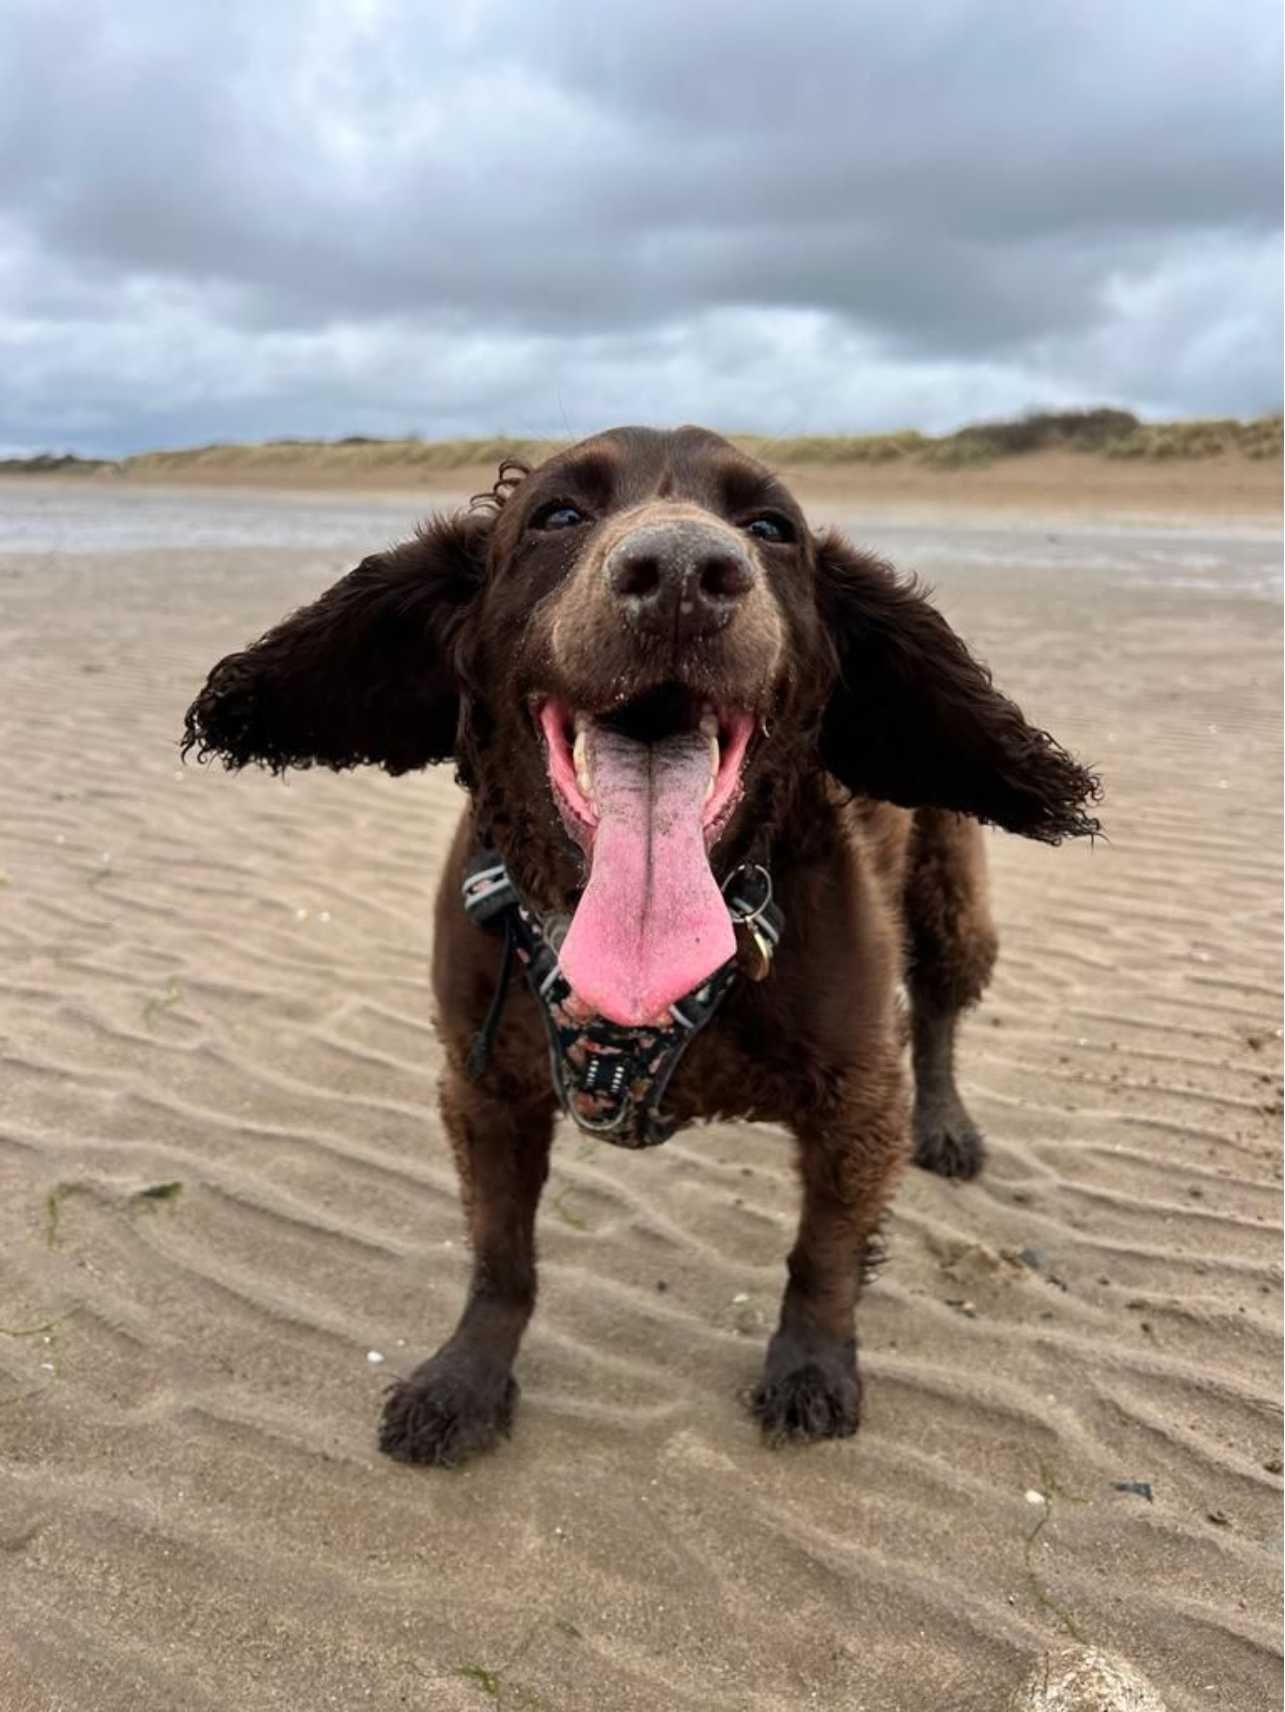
183 425 1099 1465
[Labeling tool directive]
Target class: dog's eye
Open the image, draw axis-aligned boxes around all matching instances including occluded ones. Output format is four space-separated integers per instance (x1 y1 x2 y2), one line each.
744 513 794 544
531 501 587 531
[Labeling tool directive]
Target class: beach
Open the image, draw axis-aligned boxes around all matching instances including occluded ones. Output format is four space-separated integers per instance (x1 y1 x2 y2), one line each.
0 471 1280 1711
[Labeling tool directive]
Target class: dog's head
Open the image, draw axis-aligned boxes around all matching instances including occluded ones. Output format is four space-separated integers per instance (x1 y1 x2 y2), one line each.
184 425 1099 1022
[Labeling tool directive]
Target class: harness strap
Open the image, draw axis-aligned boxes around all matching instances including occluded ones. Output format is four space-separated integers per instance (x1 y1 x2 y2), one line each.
460 846 783 1148
464 911 516 1082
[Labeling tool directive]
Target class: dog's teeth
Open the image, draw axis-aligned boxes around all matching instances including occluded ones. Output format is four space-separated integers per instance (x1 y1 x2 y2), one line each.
704 775 715 804
700 710 721 783
573 711 589 734
573 729 593 799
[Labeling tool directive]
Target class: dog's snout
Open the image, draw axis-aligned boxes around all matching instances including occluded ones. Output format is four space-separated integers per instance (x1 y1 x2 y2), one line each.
605 520 756 643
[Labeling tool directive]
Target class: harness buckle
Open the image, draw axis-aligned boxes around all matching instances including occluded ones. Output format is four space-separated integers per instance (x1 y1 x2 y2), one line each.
461 852 519 927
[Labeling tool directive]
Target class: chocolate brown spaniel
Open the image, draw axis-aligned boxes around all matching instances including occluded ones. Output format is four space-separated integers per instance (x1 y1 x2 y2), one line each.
183 426 1099 1466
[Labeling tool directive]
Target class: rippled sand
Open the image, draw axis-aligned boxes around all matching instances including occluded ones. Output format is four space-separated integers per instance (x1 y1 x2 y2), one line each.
0 486 1280 1711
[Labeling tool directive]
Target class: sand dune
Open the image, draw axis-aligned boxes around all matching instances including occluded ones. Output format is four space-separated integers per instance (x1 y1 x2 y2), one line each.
0 484 1280 1711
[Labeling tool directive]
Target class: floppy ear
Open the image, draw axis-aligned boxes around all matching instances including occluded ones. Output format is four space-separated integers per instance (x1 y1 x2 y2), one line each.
181 511 489 775
816 530 1100 843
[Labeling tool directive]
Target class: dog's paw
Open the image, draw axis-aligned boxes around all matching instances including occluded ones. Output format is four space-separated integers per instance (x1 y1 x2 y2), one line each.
750 1339 861 1444
913 1098 986 1180
378 1347 518 1468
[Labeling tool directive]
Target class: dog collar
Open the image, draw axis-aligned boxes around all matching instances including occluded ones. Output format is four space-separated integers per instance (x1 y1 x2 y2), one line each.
461 848 783 1148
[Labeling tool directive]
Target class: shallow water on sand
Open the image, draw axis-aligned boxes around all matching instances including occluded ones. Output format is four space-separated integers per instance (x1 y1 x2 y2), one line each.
1 477 1281 594
863 516 1283 596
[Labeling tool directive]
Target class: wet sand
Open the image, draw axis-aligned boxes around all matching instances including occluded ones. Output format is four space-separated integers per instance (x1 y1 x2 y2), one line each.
0 481 1280 1711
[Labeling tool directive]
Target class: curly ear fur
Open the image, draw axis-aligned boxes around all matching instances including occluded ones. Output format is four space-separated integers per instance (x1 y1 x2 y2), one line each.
181 511 489 775
816 530 1101 843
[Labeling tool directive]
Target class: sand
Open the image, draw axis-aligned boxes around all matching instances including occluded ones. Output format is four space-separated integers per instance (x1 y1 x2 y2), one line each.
20 444 1285 523
0 475 1280 1712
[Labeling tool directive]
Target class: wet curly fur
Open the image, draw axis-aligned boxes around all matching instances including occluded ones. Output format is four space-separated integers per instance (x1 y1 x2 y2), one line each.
183 426 1099 1466
379 1350 519 1468
752 1339 863 1443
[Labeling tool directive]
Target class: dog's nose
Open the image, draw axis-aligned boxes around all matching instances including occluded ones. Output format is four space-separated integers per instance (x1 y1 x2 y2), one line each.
605 519 756 643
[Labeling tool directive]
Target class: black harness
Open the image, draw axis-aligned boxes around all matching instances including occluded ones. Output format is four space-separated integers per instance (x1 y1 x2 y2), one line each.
461 847 784 1148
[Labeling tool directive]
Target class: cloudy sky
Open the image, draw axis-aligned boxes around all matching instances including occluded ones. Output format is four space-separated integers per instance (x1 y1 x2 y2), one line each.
2 0 1280 455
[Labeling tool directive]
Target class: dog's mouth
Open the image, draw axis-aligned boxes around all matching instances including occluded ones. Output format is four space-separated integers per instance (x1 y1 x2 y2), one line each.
535 686 756 1027
538 685 754 847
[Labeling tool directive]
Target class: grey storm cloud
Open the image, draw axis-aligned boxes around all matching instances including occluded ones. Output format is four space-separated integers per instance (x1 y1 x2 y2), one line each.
1 0 1280 453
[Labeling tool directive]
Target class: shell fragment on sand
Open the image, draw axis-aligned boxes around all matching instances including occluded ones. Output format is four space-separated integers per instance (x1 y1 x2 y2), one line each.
1007 1647 1168 1712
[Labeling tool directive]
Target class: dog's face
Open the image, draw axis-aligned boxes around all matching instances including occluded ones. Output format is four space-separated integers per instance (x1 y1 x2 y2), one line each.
460 428 828 1020
184 425 1098 1022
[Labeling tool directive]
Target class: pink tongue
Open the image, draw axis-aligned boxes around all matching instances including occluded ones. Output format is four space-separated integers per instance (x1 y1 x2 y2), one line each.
558 726 734 1026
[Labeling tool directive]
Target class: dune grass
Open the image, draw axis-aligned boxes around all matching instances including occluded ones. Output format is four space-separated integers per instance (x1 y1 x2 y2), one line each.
744 410 1283 467
0 451 117 474
4 411 1280 479
1098 416 1283 461
120 435 555 478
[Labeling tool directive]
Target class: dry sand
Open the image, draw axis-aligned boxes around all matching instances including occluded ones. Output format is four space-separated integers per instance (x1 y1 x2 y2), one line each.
0 475 1280 1711
31 444 1285 524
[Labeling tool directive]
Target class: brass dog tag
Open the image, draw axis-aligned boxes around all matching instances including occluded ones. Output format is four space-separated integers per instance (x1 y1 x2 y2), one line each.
735 919 774 982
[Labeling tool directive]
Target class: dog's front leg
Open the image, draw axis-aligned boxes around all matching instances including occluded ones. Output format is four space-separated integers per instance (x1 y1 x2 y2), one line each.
379 1069 556 1467
752 1068 907 1443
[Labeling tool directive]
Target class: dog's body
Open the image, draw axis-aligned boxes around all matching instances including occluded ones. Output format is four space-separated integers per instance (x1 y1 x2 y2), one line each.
185 426 1098 1465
